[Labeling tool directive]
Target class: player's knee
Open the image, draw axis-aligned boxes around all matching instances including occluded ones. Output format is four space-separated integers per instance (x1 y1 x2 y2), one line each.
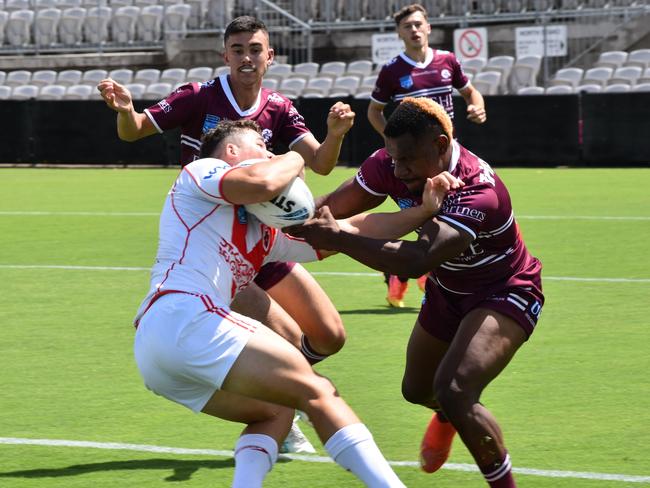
303 322 346 358
434 376 477 413
401 378 434 406
296 374 339 414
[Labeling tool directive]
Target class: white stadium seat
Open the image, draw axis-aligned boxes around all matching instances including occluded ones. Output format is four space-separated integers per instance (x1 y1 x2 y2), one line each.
266 63 292 81
108 68 134 85
279 77 306 98
125 82 147 99
110 5 139 43
136 5 163 41
0 86 12 100
545 85 573 94
626 49 650 70
462 57 487 75
186 66 213 82
608 66 642 86
11 85 40 100
345 60 373 78
6 9 34 47
213 66 230 78
517 86 545 95
133 68 161 84
58 7 85 45
292 62 319 81
81 69 108 86
5 70 32 87
64 84 93 99
594 50 628 70
0 71 5 85
261 78 278 90
57 69 83 86
185 0 207 29
31 70 58 87
163 3 190 39
550 67 583 88
143 82 173 99
603 83 630 93
473 70 502 95
331 75 361 96
39 84 67 100
576 83 602 93
582 67 613 88
319 61 346 80
83 6 112 43
303 77 333 96
632 82 650 92
35 8 61 46
159 67 187 85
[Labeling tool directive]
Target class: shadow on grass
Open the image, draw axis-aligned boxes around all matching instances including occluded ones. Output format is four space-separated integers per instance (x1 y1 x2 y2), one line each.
0 457 292 482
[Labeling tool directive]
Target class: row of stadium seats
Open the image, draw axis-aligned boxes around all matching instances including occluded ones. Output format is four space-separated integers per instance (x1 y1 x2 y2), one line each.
518 83 650 93
0 66 219 86
0 3 190 47
549 50 650 88
456 54 542 94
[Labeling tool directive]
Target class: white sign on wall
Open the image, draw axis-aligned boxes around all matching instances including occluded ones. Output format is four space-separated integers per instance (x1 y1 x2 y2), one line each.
516 25 567 58
453 27 488 62
371 33 404 65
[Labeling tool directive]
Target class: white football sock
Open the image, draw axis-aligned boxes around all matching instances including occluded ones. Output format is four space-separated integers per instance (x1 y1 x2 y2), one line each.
231 433 278 488
325 423 405 488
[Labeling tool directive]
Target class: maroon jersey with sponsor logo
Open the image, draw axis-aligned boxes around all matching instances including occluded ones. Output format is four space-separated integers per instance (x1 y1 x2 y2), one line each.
356 141 542 296
145 74 311 166
372 48 469 119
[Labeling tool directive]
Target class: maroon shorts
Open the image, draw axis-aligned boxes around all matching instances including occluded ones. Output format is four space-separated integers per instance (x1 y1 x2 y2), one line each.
418 278 544 343
254 261 297 290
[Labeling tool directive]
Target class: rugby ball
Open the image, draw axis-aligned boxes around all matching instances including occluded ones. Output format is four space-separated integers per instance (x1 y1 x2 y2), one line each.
245 176 315 229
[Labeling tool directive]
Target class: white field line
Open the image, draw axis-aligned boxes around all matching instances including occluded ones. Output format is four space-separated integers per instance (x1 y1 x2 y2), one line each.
1 211 650 221
0 265 649 284
0 437 648 483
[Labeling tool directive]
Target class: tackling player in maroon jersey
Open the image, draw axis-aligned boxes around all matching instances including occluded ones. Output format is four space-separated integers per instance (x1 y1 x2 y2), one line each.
297 98 543 488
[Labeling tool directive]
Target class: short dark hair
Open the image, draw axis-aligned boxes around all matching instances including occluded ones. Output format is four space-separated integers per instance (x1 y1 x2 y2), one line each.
200 119 262 158
393 3 428 26
384 97 453 141
224 15 268 44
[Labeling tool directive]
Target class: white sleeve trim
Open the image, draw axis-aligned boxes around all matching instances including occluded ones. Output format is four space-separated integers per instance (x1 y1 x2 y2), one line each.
369 96 388 106
287 131 311 149
438 215 477 239
144 108 163 134
354 173 387 196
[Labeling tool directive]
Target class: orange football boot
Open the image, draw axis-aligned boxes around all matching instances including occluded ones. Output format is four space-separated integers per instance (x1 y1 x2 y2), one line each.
386 275 408 308
420 413 457 473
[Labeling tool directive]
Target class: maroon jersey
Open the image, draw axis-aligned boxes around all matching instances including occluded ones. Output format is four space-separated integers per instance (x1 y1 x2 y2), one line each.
145 74 311 166
372 48 469 119
356 141 542 296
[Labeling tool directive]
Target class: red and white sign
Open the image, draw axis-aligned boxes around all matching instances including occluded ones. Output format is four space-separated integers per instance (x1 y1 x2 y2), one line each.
454 27 488 62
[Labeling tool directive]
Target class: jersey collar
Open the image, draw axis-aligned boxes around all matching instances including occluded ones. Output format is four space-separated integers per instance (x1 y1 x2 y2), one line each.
399 47 434 69
448 140 460 174
219 74 262 117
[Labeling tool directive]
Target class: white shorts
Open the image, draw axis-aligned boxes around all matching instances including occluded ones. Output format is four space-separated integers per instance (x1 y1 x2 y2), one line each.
134 292 259 413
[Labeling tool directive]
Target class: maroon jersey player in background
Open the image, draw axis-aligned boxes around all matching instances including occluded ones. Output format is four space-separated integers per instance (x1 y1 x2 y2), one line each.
301 97 543 488
369 3 487 307
97 15 355 454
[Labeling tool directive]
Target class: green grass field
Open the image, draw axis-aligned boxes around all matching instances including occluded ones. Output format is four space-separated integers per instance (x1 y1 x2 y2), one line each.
1 167 649 487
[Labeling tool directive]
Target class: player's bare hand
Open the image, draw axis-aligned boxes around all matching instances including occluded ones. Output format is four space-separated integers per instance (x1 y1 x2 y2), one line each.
97 78 134 113
326 102 355 138
467 104 486 124
285 205 340 250
421 172 464 214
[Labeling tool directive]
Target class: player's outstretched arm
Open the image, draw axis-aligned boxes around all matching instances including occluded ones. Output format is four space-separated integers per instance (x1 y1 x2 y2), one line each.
97 78 157 141
341 172 464 239
293 102 355 175
221 151 305 205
